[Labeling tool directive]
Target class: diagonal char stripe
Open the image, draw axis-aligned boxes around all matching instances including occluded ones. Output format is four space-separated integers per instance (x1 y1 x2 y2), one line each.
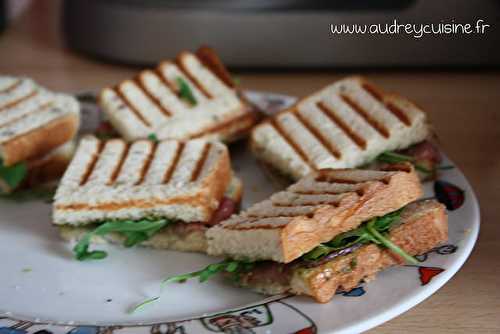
114 87 151 127
134 76 172 117
362 83 411 126
190 142 211 182
292 109 341 159
316 101 367 150
163 142 184 184
340 94 390 138
269 119 313 169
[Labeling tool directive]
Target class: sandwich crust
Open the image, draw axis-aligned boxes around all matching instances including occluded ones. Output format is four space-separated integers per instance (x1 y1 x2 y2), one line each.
1 113 79 167
207 164 423 263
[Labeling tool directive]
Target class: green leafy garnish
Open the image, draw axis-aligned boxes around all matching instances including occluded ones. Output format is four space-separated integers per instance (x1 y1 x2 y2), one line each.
376 151 431 174
130 259 254 313
147 133 159 142
74 218 170 261
303 209 418 265
366 219 419 265
176 77 197 106
0 158 27 190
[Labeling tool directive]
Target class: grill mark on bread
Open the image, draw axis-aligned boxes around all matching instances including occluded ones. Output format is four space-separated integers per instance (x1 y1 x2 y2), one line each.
315 174 361 184
269 119 313 169
0 101 52 129
135 76 172 117
292 109 341 159
246 211 315 219
0 79 22 94
79 141 104 186
385 102 411 126
340 94 390 138
362 83 411 126
196 47 235 88
317 101 367 150
272 201 340 207
292 189 355 195
136 141 157 185
176 57 213 99
163 142 184 183
108 143 130 185
359 82 383 101
0 90 38 112
154 68 178 95
190 142 211 181
114 87 151 127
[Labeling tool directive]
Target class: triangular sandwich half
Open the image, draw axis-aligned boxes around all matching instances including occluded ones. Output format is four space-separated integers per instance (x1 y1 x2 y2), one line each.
251 76 441 181
0 76 80 193
99 46 258 143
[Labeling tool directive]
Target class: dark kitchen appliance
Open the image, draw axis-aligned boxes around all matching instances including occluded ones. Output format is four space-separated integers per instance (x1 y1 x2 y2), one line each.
63 0 500 67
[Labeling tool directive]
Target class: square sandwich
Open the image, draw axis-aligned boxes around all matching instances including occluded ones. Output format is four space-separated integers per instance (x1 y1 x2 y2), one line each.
251 76 442 181
163 164 447 303
0 76 80 193
99 46 258 143
54 136 242 260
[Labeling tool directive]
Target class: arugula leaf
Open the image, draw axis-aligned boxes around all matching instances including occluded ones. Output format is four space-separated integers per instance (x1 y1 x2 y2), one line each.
130 259 254 313
73 218 170 261
303 208 416 265
147 133 159 142
366 219 419 265
371 208 403 231
176 77 197 106
0 158 27 190
376 151 431 174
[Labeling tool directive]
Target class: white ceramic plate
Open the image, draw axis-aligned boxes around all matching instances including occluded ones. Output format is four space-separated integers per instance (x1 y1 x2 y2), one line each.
0 91 479 334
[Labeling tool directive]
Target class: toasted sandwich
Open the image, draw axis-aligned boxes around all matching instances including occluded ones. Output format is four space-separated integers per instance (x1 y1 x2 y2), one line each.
99 46 258 143
251 76 441 181
53 136 242 260
153 165 447 304
0 76 80 193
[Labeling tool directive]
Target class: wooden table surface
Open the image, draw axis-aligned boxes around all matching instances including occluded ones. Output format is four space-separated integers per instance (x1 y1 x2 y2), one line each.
1 2 499 333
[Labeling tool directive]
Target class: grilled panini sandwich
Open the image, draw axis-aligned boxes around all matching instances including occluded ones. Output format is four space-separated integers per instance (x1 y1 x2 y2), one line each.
251 76 441 181
53 136 242 260
159 165 447 303
99 46 258 143
0 76 80 193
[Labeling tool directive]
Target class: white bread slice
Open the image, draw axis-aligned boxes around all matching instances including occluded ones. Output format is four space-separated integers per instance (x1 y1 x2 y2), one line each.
57 175 243 253
251 76 430 180
99 47 258 143
53 136 232 225
207 164 422 263
0 76 80 166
